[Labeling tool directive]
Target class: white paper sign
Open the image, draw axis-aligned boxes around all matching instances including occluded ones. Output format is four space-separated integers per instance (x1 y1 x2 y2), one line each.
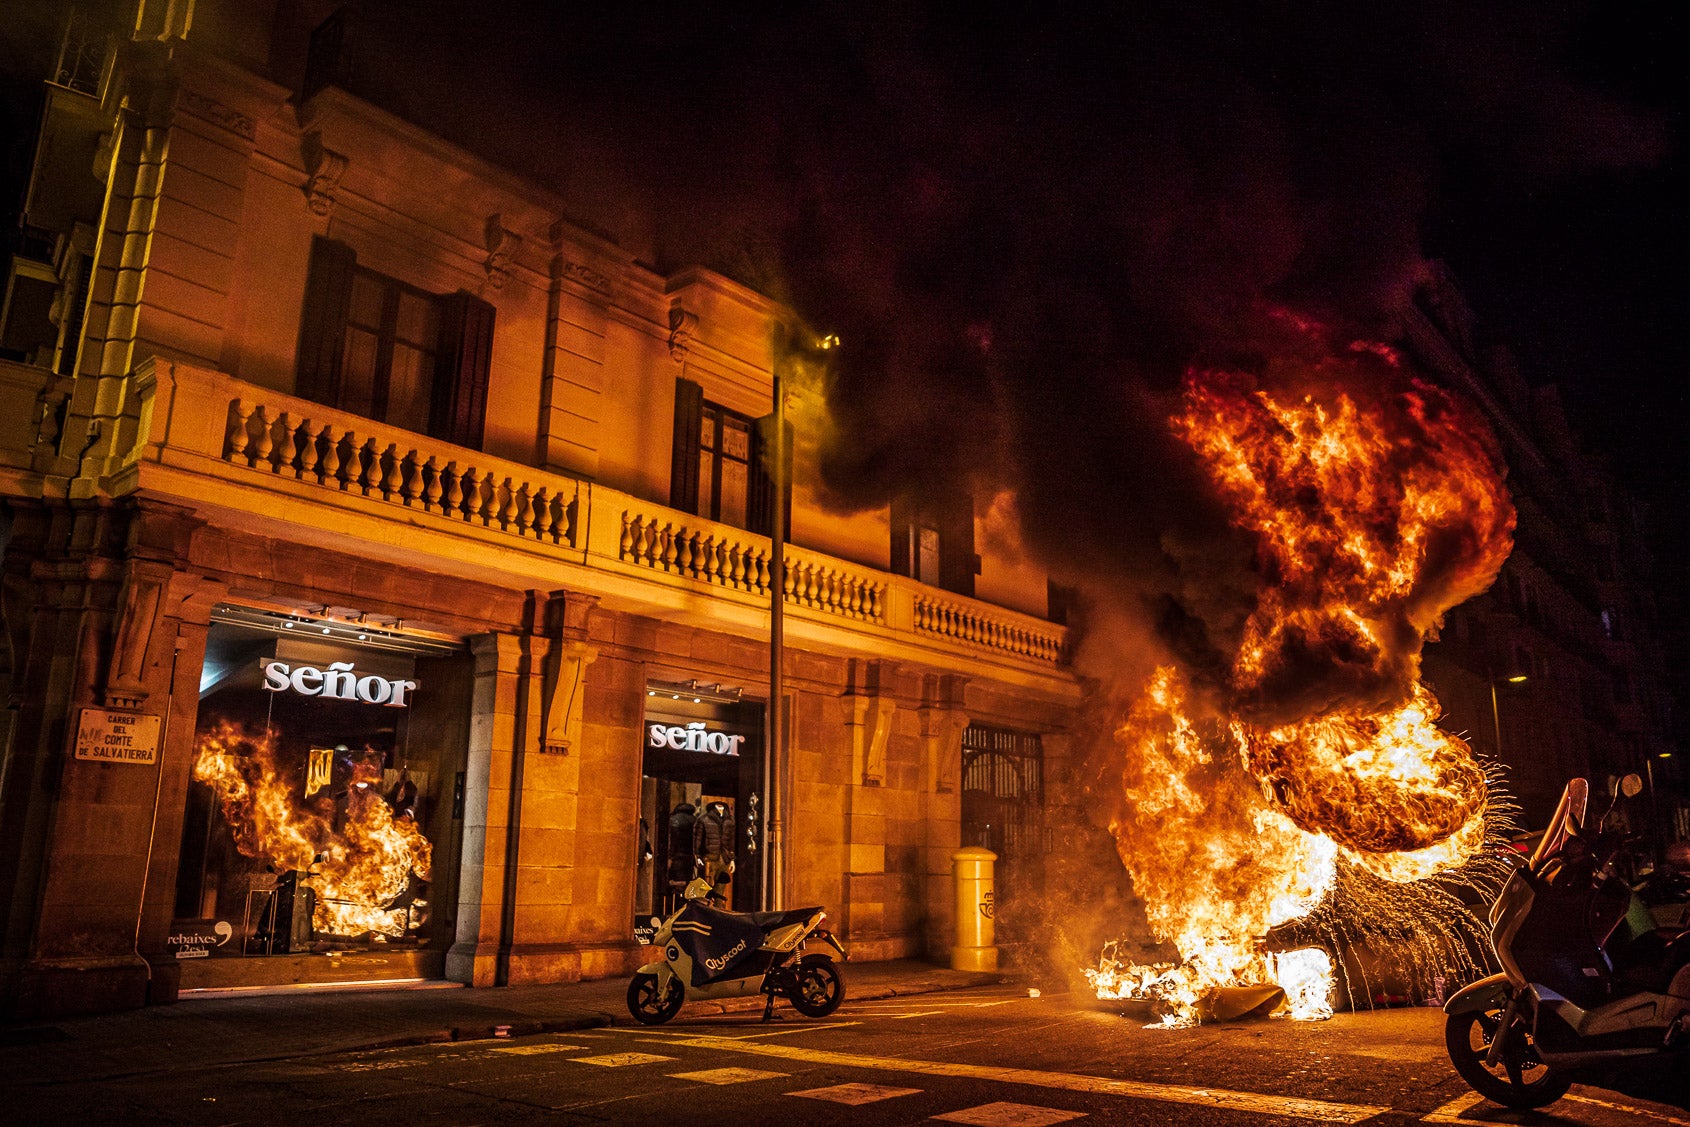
74 708 161 764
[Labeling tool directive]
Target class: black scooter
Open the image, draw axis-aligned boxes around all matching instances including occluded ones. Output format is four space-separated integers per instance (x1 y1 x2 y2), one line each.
1444 775 1690 1109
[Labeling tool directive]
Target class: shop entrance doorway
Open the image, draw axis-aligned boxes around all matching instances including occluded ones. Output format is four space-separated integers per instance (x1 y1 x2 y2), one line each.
634 694 762 941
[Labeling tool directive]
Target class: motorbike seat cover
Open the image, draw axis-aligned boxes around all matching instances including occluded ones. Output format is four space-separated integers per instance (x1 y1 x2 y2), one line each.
746 906 825 931
673 902 767 986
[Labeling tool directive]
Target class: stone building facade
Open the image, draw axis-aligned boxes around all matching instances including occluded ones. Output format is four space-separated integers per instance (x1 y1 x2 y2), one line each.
0 5 1080 1018
1407 268 1682 836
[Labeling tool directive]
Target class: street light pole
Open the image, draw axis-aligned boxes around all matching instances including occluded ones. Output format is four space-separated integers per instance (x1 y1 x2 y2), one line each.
1490 680 1503 762
766 338 788 913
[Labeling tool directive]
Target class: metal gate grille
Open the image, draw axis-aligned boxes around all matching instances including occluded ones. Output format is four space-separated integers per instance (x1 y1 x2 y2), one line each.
959 724 1045 877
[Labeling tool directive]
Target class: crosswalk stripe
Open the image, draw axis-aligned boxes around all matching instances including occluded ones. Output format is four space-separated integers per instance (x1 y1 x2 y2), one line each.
570 1052 675 1067
621 1032 1387 1122
668 1067 787 1085
934 1102 1087 1126
788 1082 924 1105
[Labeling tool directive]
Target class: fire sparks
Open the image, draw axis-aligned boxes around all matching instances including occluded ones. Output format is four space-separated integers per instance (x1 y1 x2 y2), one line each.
1093 344 1515 1025
194 721 431 941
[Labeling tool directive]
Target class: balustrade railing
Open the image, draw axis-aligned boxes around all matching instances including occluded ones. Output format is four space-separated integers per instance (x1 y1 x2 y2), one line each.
109 363 1067 670
222 400 577 546
615 512 887 624
914 591 1067 664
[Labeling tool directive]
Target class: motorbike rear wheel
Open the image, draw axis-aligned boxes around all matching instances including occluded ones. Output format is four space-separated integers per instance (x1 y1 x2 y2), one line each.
788 956 844 1017
1444 1005 1571 1110
627 972 684 1025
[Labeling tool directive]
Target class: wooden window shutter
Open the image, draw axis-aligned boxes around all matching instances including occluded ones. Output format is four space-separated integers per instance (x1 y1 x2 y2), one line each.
433 291 495 449
888 495 913 577
295 236 356 404
749 414 793 538
937 490 977 597
669 377 703 511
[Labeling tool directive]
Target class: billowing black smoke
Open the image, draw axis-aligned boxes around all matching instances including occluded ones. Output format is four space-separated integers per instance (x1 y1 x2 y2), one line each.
320 1 1664 694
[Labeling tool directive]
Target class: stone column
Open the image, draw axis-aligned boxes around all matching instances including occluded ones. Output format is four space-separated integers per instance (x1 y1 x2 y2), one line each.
447 632 522 986
0 497 200 1019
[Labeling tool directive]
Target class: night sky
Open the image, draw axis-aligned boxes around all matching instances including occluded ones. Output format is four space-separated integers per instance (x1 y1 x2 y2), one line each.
4 1 1686 575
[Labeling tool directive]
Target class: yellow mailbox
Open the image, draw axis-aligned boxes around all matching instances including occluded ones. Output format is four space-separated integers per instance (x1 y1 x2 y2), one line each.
951 845 998 972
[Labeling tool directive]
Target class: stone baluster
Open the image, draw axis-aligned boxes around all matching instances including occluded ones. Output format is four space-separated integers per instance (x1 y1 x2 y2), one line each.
656 523 674 571
352 438 374 495
248 406 274 468
378 444 400 500
421 457 442 511
270 412 295 474
676 529 694 576
518 485 536 536
224 400 251 461
529 487 550 540
438 462 460 516
297 420 321 482
317 426 341 487
464 468 486 522
399 453 421 507
619 512 634 559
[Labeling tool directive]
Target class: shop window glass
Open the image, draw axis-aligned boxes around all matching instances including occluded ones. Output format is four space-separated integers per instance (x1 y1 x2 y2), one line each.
172 615 470 972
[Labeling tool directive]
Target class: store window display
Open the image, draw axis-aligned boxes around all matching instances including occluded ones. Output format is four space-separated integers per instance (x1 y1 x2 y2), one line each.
170 611 470 976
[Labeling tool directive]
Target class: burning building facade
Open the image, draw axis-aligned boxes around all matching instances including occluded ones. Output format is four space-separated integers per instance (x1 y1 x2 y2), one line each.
0 3 1077 1018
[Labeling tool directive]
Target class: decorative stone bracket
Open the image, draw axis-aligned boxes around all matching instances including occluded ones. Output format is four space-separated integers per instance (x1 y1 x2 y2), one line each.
103 558 173 708
841 693 897 787
920 707 969 794
484 214 523 291
541 639 598 754
668 305 698 362
302 132 348 217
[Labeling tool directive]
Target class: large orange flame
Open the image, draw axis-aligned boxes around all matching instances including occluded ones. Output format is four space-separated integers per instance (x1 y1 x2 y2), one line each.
194 721 431 941
1093 343 1514 1023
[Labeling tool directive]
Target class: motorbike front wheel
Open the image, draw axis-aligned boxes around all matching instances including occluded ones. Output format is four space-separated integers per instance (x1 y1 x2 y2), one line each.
1444 1006 1571 1110
627 972 684 1025
788 957 845 1017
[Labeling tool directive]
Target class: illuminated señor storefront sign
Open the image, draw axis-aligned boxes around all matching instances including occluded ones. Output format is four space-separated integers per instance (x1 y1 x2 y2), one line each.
646 720 744 756
262 660 418 708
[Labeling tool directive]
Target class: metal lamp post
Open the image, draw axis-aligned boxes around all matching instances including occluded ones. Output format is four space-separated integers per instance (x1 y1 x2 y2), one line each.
763 325 836 912
1489 672 1528 761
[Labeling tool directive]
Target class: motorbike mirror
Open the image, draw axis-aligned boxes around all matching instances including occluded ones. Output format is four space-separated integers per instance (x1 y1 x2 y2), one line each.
1620 773 1644 799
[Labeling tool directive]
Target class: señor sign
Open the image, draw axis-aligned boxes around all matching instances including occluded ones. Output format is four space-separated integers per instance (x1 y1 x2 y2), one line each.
646 720 745 756
262 660 418 708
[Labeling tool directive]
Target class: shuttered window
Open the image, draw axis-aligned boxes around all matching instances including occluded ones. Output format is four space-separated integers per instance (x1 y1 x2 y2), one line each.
671 377 785 535
296 236 493 449
890 490 977 597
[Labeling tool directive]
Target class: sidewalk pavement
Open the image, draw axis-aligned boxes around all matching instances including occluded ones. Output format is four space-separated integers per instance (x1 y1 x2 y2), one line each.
0 960 1008 1084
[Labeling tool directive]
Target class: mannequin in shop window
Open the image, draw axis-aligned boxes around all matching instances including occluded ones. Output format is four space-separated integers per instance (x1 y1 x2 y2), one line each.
667 800 698 889
692 800 735 887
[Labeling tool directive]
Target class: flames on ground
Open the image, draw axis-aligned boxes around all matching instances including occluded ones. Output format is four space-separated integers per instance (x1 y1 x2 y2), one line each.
194 721 431 941
1088 337 1516 1024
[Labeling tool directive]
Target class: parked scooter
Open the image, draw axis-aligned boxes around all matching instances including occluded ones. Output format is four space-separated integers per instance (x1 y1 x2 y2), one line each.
627 874 848 1025
1444 774 1690 1109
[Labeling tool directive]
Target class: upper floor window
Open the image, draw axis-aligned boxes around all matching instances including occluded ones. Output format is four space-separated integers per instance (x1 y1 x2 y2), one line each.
891 491 977 597
296 237 494 449
340 269 439 433
699 403 753 528
669 377 783 535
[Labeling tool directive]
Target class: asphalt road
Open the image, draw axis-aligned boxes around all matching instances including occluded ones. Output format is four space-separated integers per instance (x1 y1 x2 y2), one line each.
9 985 1688 1126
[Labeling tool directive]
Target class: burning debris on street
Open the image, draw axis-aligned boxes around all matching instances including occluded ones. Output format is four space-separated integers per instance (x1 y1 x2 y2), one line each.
1086 334 1517 1025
